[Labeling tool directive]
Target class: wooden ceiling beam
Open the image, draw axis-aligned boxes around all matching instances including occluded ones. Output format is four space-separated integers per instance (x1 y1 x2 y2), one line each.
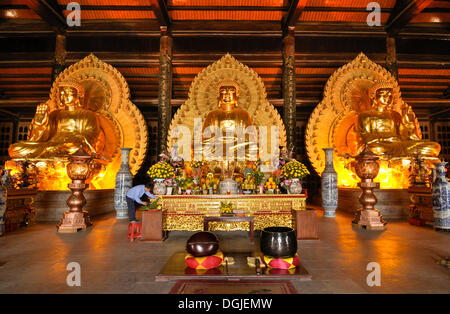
25 0 66 33
283 0 308 28
386 0 435 36
150 0 171 27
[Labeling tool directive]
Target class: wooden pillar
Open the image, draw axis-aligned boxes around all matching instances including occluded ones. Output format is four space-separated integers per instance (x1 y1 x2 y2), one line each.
282 26 296 153
385 35 399 81
158 26 173 155
51 34 67 83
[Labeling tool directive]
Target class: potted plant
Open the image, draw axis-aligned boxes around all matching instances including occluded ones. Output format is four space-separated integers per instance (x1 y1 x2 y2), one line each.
138 198 161 211
147 161 175 195
281 160 310 194
253 170 265 194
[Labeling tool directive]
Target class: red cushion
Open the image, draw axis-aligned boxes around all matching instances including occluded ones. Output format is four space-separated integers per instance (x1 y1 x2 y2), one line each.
185 250 224 269
262 253 300 269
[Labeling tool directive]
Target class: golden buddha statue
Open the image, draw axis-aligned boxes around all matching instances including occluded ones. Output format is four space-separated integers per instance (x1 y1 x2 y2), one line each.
241 173 256 191
9 80 102 159
357 81 440 159
201 80 257 162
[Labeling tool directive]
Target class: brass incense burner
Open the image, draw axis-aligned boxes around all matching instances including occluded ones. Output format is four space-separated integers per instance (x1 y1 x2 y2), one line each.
352 147 386 230
57 147 93 233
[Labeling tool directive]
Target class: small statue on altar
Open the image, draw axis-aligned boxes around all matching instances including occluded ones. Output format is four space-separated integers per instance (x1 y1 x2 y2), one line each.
357 81 440 159
9 80 102 159
241 173 256 193
203 172 216 194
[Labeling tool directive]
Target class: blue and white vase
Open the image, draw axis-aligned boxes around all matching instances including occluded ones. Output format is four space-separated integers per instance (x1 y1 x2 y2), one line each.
1 169 14 190
114 148 133 219
321 148 338 217
432 162 449 230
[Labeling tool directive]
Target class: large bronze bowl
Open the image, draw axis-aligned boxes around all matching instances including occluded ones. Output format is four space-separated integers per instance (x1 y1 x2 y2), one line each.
260 227 297 258
186 231 219 257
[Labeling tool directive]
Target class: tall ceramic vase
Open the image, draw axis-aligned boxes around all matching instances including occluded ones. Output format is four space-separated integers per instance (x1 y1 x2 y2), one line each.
432 162 449 230
321 148 338 217
114 148 133 219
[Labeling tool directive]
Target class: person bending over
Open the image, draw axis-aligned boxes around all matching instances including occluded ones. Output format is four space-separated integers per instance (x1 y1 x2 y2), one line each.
126 183 156 223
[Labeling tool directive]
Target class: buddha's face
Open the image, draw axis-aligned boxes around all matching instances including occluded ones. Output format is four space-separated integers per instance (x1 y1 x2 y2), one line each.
59 86 79 109
375 88 393 108
219 86 237 105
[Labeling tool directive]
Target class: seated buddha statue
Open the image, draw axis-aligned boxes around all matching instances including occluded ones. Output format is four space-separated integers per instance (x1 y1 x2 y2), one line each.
9 80 102 159
356 81 440 159
201 80 257 162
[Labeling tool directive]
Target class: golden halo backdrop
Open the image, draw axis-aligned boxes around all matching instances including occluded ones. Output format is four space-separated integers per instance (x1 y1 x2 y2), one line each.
50 54 148 176
305 52 421 176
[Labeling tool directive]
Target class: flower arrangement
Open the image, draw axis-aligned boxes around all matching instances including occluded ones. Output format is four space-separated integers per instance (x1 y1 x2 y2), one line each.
181 177 194 191
163 177 177 187
281 160 310 179
190 160 206 186
138 198 161 211
190 160 204 169
278 150 294 169
159 149 185 175
147 161 175 179
279 179 292 188
253 170 265 187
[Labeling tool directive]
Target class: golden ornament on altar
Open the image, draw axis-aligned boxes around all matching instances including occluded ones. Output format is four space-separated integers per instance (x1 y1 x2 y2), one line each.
6 54 148 190
242 173 256 191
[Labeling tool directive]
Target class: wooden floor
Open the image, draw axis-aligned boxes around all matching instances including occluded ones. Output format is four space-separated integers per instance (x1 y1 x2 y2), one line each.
0 209 449 294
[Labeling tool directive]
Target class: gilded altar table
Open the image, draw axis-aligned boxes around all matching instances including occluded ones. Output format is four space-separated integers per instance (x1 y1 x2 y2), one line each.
159 194 306 231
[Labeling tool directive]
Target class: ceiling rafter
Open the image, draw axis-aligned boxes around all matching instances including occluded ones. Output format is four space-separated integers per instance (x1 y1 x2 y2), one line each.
150 0 171 27
25 0 66 33
386 0 435 36
283 0 309 28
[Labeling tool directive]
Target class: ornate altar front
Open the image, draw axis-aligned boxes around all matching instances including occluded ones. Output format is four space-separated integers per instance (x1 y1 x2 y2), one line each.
160 194 306 231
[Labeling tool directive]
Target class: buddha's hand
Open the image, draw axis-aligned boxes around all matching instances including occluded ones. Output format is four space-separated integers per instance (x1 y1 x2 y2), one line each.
401 104 415 124
33 103 49 125
28 103 50 141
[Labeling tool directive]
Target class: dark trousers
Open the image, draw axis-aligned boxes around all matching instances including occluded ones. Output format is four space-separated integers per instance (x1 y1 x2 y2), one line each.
126 197 137 221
